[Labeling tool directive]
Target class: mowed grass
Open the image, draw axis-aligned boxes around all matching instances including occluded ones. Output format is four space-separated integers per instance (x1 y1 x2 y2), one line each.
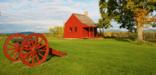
0 37 156 75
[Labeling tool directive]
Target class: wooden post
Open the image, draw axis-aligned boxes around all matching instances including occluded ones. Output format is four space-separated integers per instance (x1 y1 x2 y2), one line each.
89 27 90 38
93 27 94 38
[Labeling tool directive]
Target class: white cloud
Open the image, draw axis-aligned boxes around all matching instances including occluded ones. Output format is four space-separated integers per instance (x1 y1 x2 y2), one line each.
67 0 73 3
0 0 100 33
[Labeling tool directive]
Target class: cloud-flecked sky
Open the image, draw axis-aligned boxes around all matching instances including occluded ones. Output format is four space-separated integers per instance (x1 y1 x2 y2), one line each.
0 0 101 33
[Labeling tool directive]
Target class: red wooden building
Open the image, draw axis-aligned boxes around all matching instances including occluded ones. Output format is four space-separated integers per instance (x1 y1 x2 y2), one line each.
64 13 97 38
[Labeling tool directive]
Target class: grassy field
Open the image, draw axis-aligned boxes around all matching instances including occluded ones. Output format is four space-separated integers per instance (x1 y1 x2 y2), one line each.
0 37 156 75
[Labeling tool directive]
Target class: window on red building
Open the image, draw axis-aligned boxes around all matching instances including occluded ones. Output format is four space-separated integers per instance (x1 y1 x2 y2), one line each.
69 27 72 32
75 27 77 32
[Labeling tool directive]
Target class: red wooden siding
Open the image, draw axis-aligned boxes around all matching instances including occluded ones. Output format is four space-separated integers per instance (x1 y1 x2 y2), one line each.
64 14 97 38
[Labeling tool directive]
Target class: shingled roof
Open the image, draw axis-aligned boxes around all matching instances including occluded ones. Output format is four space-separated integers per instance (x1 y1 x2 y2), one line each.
73 13 96 26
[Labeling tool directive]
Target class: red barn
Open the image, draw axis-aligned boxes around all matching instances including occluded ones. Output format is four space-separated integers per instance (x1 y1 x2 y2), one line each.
64 13 97 38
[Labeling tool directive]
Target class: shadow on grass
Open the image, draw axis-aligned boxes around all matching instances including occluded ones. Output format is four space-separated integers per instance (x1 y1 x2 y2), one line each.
46 53 55 62
46 49 57 62
114 38 135 42
105 37 135 43
46 48 67 62
113 38 156 46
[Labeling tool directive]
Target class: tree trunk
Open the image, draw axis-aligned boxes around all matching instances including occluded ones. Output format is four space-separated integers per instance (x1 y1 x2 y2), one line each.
99 28 102 36
137 22 144 41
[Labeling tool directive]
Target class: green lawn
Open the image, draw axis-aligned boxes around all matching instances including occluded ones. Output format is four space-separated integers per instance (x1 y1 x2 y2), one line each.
0 37 156 75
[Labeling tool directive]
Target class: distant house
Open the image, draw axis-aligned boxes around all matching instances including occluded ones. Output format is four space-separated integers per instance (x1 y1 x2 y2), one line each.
64 13 97 38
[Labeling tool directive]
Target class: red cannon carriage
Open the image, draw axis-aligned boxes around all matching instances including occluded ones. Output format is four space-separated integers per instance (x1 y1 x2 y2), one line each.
3 33 66 67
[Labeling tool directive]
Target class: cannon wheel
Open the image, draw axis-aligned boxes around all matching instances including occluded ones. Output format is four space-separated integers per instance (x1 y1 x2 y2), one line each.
20 33 49 67
3 34 25 62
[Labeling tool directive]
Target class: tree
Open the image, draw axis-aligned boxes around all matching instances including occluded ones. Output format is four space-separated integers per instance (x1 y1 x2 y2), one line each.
151 22 156 27
99 0 136 32
98 0 111 34
99 0 156 41
49 26 64 38
151 15 156 27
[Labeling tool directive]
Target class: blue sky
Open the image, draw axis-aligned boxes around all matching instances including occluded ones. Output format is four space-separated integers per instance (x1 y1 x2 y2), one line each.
0 0 101 33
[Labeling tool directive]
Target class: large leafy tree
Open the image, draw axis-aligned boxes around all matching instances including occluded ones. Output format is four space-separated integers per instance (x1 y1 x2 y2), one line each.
99 0 156 41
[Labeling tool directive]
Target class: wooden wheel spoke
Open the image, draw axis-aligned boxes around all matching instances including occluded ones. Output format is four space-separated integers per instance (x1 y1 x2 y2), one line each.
40 49 46 52
30 40 35 45
13 52 18 59
35 54 40 61
8 43 15 47
38 52 44 57
38 44 46 49
23 47 30 50
24 52 32 61
9 51 15 57
35 36 39 44
38 39 43 45
31 54 35 63
7 48 16 50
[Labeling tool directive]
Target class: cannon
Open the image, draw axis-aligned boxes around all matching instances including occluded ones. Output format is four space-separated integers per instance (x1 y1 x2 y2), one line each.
3 33 66 67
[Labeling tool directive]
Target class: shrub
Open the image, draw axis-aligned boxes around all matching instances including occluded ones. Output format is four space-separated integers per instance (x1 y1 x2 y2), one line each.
103 32 130 38
49 26 64 38
102 32 156 42
144 32 156 42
